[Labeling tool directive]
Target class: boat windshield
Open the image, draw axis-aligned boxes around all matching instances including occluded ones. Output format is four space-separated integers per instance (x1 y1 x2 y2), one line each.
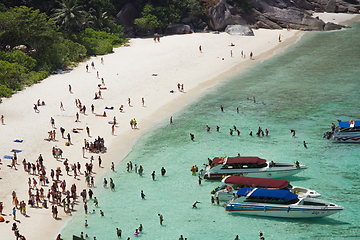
339 127 360 132
220 163 267 169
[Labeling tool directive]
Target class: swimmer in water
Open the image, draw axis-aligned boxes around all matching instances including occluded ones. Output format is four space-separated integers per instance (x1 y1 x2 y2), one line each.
192 201 201 208
190 133 195 141
141 190 146 200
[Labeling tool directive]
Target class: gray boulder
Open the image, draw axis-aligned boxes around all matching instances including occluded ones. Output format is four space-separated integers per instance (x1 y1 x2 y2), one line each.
324 22 344 30
207 0 247 31
164 23 191 35
292 0 316 10
325 0 337 12
225 25 254 36
116 3 138 32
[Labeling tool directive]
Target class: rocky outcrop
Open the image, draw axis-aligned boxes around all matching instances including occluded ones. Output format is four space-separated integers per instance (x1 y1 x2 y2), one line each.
13 45 28 53
225 25 254 36
250 0 326 30
207 0 248 31
164 23 191 35
116 3 138 32
205 0 359 31
324 22 345 30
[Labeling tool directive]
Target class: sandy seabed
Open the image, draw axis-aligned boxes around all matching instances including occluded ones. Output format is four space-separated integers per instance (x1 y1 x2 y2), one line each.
0 13 357 240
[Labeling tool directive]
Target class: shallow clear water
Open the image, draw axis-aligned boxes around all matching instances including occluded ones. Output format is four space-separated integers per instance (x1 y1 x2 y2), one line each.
61 22 360 240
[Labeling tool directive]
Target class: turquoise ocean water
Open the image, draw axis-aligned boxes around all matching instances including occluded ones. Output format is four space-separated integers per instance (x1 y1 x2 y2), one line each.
61 22 360 240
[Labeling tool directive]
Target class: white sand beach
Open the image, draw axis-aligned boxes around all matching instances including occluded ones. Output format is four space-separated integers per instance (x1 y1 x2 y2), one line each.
0 13 357 239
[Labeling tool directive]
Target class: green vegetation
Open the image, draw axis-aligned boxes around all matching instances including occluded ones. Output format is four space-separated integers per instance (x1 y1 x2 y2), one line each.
0 0 251 102
0 2 127 102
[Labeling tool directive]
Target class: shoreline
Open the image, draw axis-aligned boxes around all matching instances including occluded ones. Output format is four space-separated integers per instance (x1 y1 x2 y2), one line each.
0 13 358 240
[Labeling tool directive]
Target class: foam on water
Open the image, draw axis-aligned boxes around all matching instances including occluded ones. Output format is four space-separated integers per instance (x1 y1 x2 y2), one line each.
60 22 360 239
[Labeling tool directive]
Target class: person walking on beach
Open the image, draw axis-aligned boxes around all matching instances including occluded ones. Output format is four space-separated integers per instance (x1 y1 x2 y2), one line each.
198 176 202 185
98 156 102 167
199 45 202 53
130 119 134 129
50 117 55 128
133 118 137 129
230 50 233 57
151 171 156 180
128 98 131 106
158 214 163 225
34 104 39 113
250 52 253 59
76 112 79 122
1 115 4 125
111 124 115 135
69 84 72 93
303 141 308 148
142 97 145 107
60 102 64 111
86 126 90 137
170 116 173 124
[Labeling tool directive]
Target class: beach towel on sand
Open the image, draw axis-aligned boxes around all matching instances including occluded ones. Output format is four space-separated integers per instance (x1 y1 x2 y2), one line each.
11 149 22 153
105 107 114 110
3 155 13 159
95 114 106 117
14 140 23 143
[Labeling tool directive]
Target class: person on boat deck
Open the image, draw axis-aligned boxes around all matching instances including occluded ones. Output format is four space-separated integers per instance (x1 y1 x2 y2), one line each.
295 161 300 168
270 161 275 167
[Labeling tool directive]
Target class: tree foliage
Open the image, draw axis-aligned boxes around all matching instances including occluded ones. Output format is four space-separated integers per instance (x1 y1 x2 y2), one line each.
52 0 86 32
0 6 57 51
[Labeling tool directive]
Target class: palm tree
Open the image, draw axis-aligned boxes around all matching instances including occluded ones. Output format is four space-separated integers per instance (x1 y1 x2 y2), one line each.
88 8 114 32
52 0 86 32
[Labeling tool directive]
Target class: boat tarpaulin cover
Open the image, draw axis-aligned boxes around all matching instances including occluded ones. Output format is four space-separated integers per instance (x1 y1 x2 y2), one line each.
237 187 298 201
225 157 266 165
223 176 290 189
339 120 360 128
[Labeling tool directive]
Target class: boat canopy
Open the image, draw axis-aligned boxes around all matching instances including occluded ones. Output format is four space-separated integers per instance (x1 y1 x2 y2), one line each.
237 187 298 201
222 176 290 189
225 157 266 165
339 120 360 128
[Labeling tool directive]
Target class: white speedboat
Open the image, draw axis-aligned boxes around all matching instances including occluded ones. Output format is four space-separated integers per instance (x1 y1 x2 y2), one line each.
201 156 308 180
212 176 321 201
225 187 344 218
331 120 360 142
